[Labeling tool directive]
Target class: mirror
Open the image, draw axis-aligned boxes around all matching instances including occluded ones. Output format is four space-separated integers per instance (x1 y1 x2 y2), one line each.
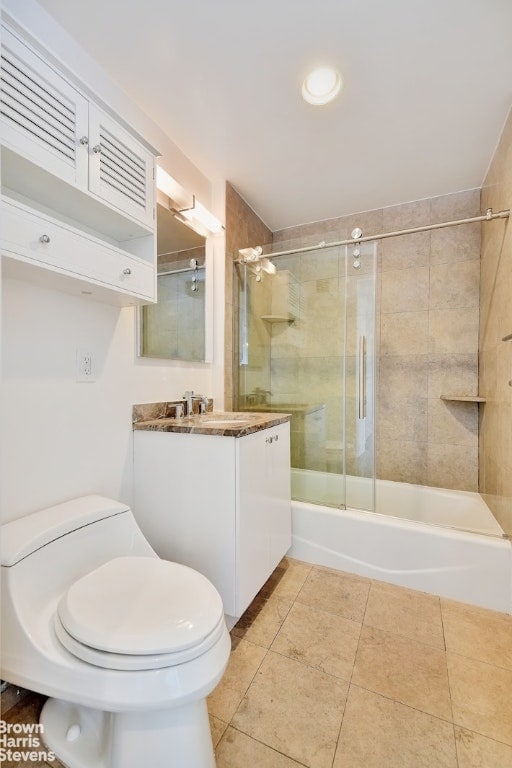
139 195 209 361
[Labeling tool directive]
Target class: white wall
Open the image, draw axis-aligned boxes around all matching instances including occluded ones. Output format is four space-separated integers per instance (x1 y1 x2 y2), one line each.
0 268 225 523
0 2 227 523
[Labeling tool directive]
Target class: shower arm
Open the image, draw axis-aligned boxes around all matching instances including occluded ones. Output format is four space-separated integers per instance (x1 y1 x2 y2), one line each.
234 208 510 263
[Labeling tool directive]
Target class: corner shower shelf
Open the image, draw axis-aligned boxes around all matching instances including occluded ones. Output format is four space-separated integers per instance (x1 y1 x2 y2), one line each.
260 315 295 323
440 395 487 403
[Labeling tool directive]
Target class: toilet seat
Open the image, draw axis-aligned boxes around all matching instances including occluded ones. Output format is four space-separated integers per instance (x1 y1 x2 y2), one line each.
55 556 225 671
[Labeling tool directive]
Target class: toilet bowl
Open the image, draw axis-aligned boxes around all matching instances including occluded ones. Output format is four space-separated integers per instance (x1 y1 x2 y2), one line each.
0 495 231 768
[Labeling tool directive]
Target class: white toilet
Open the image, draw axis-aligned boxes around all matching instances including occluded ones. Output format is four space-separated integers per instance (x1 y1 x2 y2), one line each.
0 495 231 768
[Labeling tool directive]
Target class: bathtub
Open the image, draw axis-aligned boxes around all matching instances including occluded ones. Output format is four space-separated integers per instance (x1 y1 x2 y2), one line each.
289 470 512 613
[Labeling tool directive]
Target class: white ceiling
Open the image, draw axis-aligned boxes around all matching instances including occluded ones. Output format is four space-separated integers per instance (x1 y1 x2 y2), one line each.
37 0 512 232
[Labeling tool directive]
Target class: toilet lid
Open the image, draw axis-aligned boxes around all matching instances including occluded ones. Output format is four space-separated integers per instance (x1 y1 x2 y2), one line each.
57 557 224 656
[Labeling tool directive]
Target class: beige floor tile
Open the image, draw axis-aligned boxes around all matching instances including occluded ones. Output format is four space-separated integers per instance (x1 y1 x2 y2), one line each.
209 714 228 748
296 566 370 623
352 625 452 720
441 599 512 669
271 601 360 680
448 652 512 745
216 727 304 767
365 581 444 649
232 651 348 768
231 594 292 648
207 637 266 722
455 726 512 768
333 685 457 768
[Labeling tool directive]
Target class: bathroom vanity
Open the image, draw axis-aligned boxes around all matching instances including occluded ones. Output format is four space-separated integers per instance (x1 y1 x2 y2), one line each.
133 411 292 620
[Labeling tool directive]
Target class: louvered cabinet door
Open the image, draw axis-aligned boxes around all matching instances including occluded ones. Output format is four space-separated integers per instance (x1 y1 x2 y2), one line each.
0 27 89 189
88 104 155 229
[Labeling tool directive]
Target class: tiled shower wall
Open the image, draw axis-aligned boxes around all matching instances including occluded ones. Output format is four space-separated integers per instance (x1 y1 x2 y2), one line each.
480 108 512 536
227 186 482 492
225 183 273 410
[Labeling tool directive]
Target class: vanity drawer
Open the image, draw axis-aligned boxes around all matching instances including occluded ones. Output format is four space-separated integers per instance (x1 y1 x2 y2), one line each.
1 198 155 301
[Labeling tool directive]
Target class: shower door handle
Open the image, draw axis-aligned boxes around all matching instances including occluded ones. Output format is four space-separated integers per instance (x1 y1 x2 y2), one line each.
358 335 366 420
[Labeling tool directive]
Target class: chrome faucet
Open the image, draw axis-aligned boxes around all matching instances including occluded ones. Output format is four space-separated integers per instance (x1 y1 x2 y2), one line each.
183 391 209 416
183 391 194 416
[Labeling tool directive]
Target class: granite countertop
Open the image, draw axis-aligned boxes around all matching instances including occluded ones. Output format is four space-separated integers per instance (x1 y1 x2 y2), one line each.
133 410 292 437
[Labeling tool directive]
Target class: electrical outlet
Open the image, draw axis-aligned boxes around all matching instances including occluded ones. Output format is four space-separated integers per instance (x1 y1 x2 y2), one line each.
76 349 94 382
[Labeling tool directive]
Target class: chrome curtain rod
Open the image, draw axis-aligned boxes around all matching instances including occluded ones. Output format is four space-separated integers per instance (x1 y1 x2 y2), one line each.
235 207 510 263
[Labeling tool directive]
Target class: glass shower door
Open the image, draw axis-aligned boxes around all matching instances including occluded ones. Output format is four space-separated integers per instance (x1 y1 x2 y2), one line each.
235 237 376 512
344 241 377 512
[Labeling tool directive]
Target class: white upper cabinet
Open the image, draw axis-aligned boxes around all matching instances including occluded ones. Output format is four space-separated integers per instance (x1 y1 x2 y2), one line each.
87 105 154 229
0 22 158 304
1 26 89 190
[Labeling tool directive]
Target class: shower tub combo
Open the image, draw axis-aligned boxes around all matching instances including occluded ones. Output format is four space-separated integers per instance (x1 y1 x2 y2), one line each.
235 221 512 615
289 470 511 614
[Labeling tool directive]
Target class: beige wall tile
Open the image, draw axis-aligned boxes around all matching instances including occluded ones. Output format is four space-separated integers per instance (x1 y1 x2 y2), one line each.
479 108 512 534
382 198 431 230
427 443 478 491
430 189 481 224
378 354 428 399
428 353 478 398
429 309 479 355
380 311 429 356
430 222 480 265
429 260 480 310
233 185 485 494
379 393 427 442
381 266 429 313
428 398 478 446
376 439 427 484
380 231 430 271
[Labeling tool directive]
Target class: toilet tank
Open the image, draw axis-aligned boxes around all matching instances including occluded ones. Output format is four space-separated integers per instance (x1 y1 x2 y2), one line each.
1 495 157 611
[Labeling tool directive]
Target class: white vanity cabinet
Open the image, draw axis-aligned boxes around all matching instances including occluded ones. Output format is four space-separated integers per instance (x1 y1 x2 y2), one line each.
0 21 157 304
133 422 292 619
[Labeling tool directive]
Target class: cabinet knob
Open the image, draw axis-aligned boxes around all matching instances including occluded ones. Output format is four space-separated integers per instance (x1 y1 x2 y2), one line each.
79 136 89 145
39 234 50 244
92 144 102 154
123 268 132 276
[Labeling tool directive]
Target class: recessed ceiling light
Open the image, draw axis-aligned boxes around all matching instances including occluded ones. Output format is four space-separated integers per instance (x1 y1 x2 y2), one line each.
302 66 342 106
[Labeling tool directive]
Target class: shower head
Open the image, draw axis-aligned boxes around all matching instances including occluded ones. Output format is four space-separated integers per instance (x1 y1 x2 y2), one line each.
260 258 276 275
239 246 263 262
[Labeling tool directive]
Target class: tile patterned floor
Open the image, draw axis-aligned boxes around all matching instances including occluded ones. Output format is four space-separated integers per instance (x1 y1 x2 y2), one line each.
209 558 512 768
2 557 512 768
